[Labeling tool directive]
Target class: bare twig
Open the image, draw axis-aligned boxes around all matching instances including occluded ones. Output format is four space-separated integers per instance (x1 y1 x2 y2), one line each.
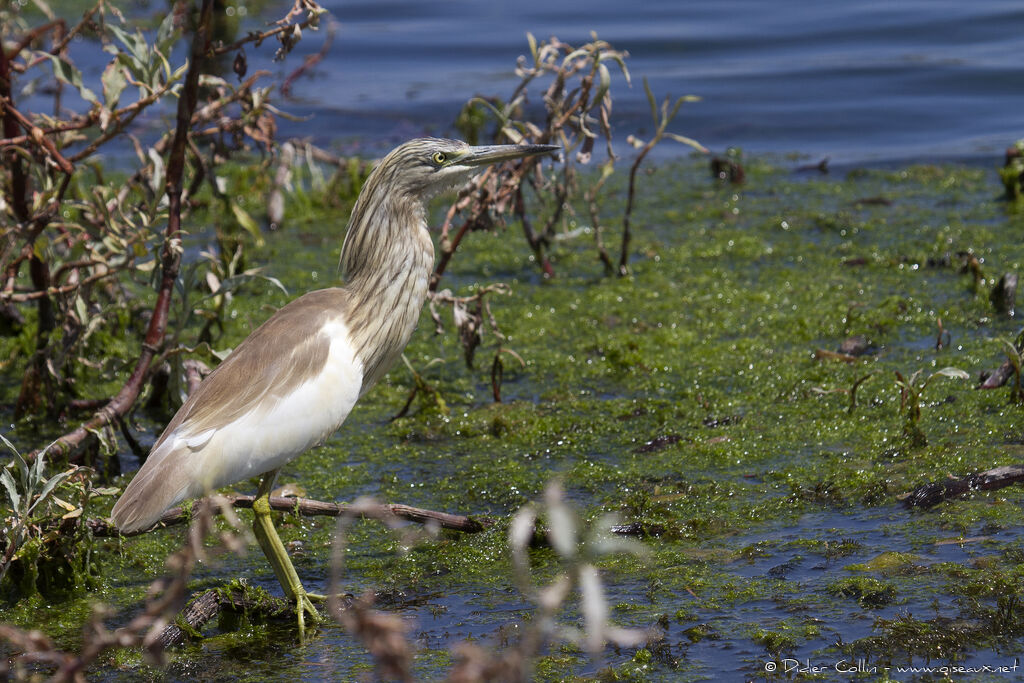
429 168 496 292
281 20 336 97
980 360 1014 389
618 79 705 275
205 4 324 58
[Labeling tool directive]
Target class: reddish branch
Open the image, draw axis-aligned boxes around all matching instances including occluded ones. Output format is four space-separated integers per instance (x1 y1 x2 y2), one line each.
40 0 217 463
0 97 74 174
3 20 64 64
2 269 115 302
281 20 335 98
430 156 550 291
429 168 495 291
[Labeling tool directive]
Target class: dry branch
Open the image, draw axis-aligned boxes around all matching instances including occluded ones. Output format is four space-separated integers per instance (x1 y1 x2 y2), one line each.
979 359 1015 389
84 495 493 536
900 464 1024 508
75 493 657 544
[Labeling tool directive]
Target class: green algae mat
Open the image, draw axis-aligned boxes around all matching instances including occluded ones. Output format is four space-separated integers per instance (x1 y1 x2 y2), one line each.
5 156 1024 681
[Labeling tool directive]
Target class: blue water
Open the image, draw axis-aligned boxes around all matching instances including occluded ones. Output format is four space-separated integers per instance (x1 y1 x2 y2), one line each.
266 0 1024 164
31 0 1024 163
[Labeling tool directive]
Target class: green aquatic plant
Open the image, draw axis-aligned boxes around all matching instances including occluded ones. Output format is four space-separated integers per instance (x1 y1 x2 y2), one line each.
893 366 970 446
0 436 76 589
992 333 1024 404
827 576 898 608
618 77 706 276
999 140 1024 201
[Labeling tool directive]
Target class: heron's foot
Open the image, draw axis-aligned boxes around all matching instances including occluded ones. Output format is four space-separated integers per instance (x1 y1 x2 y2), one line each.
306 591 328 602
295 589 322 641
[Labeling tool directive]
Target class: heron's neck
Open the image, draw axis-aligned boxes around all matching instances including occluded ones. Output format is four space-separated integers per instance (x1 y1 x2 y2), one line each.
340 195 435 394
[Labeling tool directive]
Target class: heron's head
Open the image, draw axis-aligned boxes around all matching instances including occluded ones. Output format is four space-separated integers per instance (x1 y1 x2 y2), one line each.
376 137 560 200
341 137 560 280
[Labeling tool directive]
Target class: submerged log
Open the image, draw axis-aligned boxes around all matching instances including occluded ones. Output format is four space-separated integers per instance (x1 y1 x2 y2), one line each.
157 584 355 648
990 272 1018 316
978 359 1015 389
900 464 1024 508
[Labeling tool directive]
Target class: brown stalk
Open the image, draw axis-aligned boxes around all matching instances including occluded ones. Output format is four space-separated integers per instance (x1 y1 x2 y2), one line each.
586 172 615 274
0 97 75 174
514 184 554 278
2 20 65 63
206 7 323 58
428 168 495 291
618 140 653 276
38 0 217 463
281 20 336 97
3 41 59 417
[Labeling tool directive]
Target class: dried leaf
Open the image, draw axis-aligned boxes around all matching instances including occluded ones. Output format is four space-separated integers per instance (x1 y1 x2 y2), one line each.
545 481 577 559
91 487 121 496
934 367 970 381
147 148 165 195
101 61 127 108
664 132 709 154
509 506 537 577
205 271 221 294
74 295 89 326
50 495 76 512
230 202 265 246
537 572 571 611
28 468 76 516
0 468 20 512
579 563 607 654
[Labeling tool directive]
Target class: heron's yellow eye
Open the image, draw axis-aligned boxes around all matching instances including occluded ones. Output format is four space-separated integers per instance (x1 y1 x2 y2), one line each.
432 152 447 165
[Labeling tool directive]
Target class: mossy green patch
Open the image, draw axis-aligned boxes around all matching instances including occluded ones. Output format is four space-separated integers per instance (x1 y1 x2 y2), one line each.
5 157 1024 680
827 576 899 608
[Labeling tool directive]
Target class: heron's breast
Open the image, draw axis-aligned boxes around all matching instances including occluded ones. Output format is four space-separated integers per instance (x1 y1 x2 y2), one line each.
194 317 365 488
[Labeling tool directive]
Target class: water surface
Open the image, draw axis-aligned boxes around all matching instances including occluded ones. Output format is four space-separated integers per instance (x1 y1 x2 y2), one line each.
272 0 1024 164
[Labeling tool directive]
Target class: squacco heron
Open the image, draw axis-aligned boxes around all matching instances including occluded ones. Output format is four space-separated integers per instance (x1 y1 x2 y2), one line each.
111 138 558 636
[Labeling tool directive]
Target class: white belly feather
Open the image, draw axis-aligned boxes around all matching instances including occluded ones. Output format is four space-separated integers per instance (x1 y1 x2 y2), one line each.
174 318 363 494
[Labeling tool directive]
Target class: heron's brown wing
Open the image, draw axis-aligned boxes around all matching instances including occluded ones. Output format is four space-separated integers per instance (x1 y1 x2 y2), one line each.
154 287 354 448
112 288 356 533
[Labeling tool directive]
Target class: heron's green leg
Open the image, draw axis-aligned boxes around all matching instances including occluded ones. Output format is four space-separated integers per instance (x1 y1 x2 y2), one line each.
252 470 322 638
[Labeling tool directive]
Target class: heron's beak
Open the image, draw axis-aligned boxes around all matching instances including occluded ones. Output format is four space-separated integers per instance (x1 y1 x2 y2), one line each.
462 143 560 167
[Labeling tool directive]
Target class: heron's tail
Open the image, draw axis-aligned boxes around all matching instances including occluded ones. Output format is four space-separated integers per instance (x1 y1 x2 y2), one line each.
111 442 196 534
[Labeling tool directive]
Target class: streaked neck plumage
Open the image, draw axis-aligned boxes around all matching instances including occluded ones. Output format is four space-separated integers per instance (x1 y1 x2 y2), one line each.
339 159 435 395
